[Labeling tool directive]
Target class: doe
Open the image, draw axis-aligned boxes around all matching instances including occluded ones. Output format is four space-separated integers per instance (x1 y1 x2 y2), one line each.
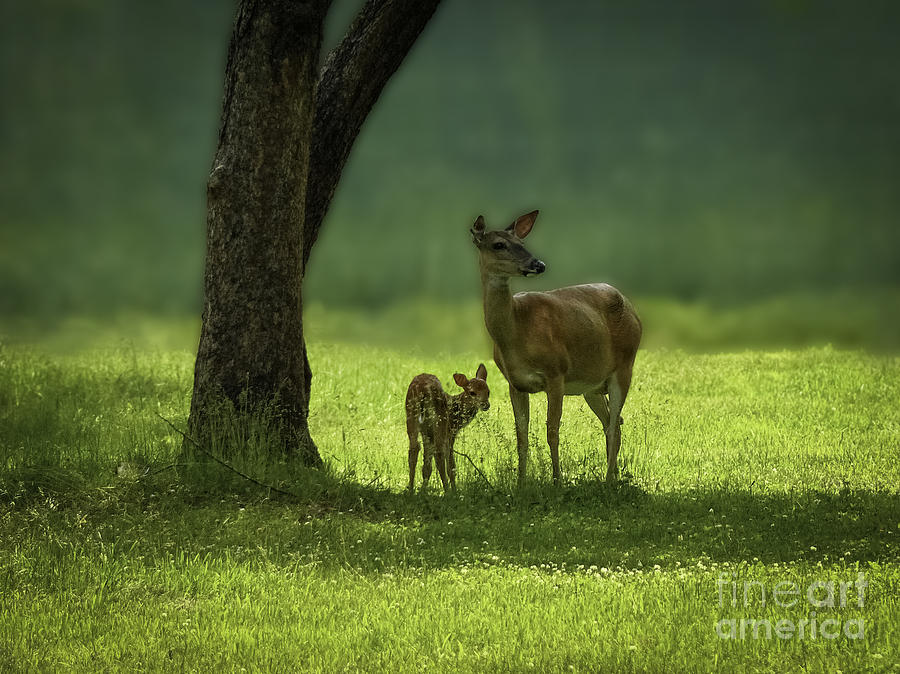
405 364 490 491
470 210 641 485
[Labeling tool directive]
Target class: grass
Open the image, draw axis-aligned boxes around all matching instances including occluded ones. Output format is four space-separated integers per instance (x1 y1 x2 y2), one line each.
1 322 899 671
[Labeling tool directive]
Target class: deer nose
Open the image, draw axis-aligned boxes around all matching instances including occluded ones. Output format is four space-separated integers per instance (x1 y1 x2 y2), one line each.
533 260 546 274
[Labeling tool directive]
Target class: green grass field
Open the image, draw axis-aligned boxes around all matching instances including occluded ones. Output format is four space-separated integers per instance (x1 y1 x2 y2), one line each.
1 319 899 671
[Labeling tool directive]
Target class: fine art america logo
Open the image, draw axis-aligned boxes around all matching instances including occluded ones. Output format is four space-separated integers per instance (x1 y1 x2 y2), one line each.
715 572 867 640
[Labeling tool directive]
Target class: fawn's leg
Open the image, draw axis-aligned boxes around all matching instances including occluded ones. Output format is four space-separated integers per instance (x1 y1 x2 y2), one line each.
432 420 450 492
546 378 564 485
509 384 530 487
447 442 457 490
406 410 421 491
421 438 434 490
433 449 449 492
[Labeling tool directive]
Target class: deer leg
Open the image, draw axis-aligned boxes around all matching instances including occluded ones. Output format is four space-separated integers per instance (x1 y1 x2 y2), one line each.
408 445 420 491
584 391 610 432
406 413 420 492
447 440 457 490
546 379 564 485
421 439 433 490
605 369 632 483
434 450 449 492
433 444 449 493
509 384 530 487
432 419 451 492
584 391 610 476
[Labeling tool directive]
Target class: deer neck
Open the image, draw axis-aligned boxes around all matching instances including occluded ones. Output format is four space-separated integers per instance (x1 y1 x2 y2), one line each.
481 272 517 349
448 395 476 436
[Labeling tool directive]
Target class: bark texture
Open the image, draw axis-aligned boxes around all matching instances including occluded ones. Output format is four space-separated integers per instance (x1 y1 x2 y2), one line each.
188 0 442 466
188 0 329 464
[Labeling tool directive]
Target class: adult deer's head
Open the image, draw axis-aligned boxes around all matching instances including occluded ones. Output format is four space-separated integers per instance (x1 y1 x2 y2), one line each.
470 210 546 279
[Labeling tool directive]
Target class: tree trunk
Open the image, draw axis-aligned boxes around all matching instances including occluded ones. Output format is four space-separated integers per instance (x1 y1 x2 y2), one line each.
187 0 329 465
187 0 442 467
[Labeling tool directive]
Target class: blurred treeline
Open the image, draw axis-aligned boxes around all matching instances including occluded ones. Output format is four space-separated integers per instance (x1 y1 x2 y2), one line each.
1 0 898 317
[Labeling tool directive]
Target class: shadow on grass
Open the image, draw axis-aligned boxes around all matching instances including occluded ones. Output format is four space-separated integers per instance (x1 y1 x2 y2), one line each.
3 464 898 574
299 477 900 569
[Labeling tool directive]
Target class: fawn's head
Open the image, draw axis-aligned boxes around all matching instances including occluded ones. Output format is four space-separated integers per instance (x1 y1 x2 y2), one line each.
470 210 546 279
452 363 490 412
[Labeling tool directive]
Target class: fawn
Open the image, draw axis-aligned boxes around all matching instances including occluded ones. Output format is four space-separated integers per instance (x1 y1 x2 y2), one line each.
405 364 490 491
471 210 641 485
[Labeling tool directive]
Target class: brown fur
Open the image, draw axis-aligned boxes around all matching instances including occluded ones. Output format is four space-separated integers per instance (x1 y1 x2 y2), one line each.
405 364 490 491
471 211 641 484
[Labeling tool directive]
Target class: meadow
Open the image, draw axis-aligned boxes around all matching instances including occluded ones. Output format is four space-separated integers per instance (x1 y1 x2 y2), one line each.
1 310 899 672
3 0 899 670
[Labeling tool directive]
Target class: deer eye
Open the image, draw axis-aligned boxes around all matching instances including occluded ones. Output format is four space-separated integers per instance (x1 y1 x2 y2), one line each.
468 390 476 396
492 241 506 250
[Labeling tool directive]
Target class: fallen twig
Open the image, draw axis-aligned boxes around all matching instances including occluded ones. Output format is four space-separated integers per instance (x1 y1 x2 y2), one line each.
156 413 296 498
453 450 497 492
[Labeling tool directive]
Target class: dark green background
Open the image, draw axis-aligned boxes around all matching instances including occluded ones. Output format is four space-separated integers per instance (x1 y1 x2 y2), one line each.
2 0 898 316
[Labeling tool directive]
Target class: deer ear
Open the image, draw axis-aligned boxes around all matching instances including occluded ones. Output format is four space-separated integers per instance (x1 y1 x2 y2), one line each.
506 210 539 239
470 215 485 242
453 373 468 388
475 363 487 381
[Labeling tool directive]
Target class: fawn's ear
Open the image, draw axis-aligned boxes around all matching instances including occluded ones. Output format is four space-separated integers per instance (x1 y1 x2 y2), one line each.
475 363 487 381
506 210 539 239
470 215 485 243
453 373 468 388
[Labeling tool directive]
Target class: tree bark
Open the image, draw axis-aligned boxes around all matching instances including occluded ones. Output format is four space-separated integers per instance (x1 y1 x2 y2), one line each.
187 0 329 465
187 0 442 467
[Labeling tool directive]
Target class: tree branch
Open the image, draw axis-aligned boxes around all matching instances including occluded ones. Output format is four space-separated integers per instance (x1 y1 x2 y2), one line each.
302 0 443 269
